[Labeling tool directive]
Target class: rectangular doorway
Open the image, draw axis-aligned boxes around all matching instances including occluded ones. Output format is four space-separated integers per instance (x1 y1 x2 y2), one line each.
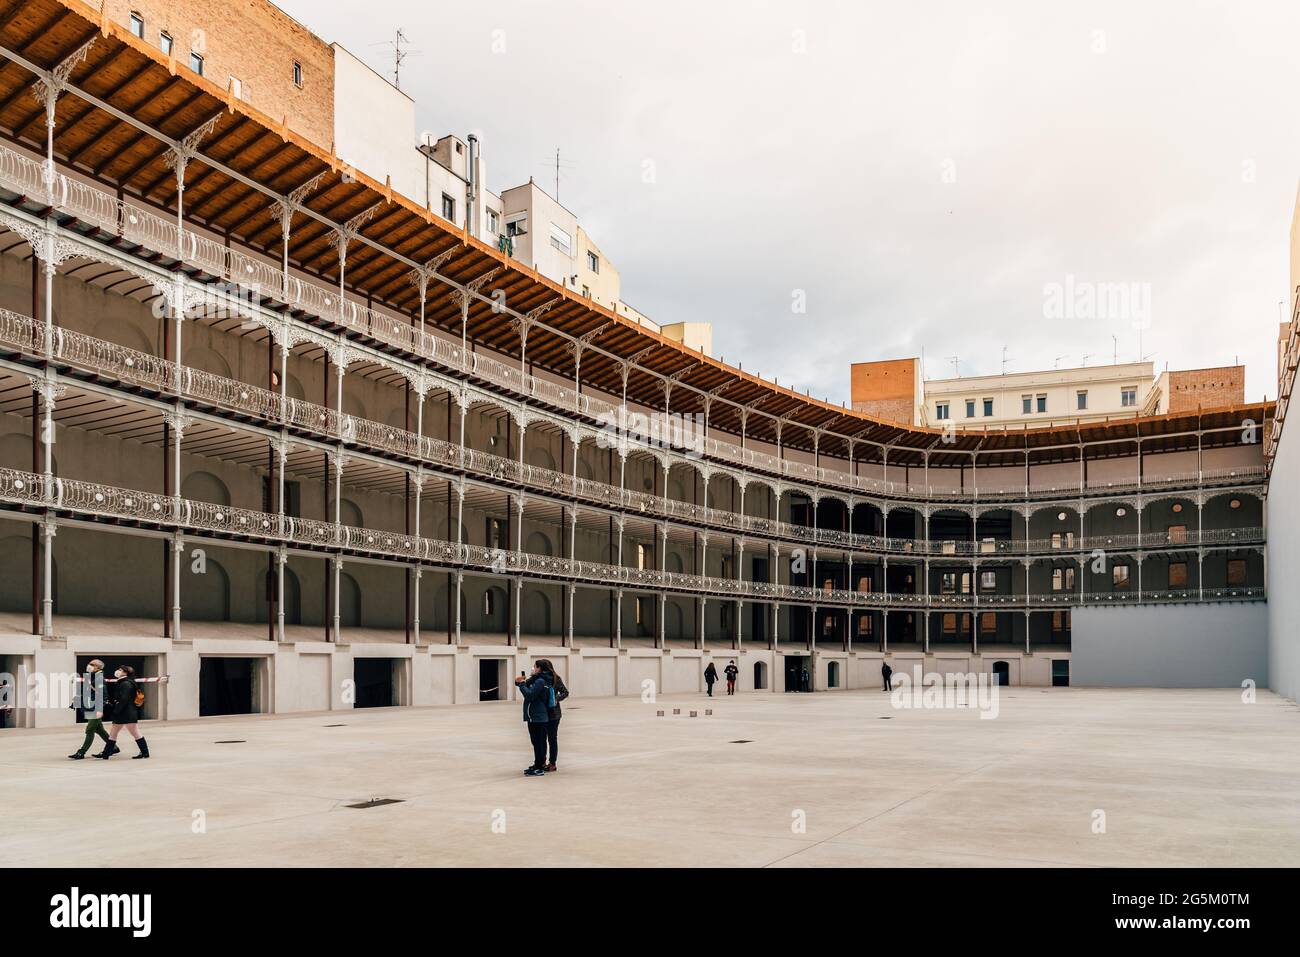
354 658 398 709
784 655 811 693
480 659 507 701
200 657 259 716
1051 659 1070 687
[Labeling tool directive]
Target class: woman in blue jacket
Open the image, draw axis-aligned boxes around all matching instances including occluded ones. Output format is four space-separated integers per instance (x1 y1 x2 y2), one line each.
515 663 554 777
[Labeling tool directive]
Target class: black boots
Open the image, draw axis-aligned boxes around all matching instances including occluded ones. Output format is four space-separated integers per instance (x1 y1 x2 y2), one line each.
132 738 150 760
68 752 86 760
94 741 119 760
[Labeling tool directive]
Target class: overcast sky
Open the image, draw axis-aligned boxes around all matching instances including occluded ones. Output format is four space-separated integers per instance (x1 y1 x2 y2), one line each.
279 0 1300 402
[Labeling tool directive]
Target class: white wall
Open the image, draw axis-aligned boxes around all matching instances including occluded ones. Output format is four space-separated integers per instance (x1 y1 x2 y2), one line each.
1268 422 1300 701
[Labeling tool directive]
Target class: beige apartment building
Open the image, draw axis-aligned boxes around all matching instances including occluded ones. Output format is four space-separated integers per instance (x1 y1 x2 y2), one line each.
853 358 1246 429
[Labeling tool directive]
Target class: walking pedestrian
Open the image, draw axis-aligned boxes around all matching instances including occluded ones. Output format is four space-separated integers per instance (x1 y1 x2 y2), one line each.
882 661 893 692
724 659 739 695
100 666 149 760
704 661 718 697
68 659 110 760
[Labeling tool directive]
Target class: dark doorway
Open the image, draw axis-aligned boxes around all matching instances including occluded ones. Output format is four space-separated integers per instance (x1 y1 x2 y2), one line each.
1051 659 1070 687
354 658 395 708
200 658 256 716
993 660 1010 686
480 659 506 701
784 655 811 693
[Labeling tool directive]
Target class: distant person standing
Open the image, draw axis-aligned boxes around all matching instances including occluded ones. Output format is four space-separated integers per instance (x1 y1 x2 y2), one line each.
515 662 554 777
536 659 568 773
724 659 739 696
881 661 893 692
704 662 718 697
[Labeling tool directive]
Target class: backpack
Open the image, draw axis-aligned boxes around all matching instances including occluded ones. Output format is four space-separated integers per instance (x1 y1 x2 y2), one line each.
548 684 557 709
133 684 145 708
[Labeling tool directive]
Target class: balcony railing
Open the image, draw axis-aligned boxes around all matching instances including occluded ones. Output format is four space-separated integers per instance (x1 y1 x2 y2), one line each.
0 308 1270 563
0 465 1265 610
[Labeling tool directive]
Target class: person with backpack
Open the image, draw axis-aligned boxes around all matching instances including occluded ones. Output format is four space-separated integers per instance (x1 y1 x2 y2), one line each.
536 659 569 773
100 665 149 760
514 662 554 777
68 659 110 760
724 659 739 696
704 661 718 697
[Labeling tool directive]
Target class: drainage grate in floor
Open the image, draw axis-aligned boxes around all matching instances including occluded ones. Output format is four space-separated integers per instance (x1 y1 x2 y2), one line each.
215 740 247 744
346 798 405 809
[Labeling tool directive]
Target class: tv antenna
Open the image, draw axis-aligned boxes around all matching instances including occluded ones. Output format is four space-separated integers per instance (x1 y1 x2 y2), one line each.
543 148 576 201
372 29 419 90
1001 346 1012 375
1111 335 1118 365
1081 353 1093 367
1054 354 1069 369
946 355 960 377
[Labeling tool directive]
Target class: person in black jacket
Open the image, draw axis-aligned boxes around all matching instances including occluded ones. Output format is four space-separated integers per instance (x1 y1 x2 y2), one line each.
515 663 554 776
704 662 718 697
536 659 568 772
881 661 893 692
724 659 739 695
68 659 110 760
101 665 148 760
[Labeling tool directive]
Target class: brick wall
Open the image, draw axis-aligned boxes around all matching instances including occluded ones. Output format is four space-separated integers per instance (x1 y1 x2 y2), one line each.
1165 366 1245 413
850 358 919 424
104 0 334 148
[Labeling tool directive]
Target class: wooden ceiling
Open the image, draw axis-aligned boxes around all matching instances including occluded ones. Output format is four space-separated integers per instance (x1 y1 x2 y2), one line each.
0 0 1274 470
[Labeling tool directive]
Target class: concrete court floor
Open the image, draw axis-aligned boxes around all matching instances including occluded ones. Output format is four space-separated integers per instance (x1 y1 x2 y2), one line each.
3 687 1300 867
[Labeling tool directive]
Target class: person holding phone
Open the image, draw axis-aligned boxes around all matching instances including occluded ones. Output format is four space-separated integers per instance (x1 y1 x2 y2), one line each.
515 662 554 776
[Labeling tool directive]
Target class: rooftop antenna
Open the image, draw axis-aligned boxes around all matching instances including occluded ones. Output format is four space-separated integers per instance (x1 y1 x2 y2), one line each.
1111 335 1118 365
1081 353 1093 367
1001 346 1012 375
1054 354 1069 369
542 148 576 202
947 355 960 377
371 29 419 90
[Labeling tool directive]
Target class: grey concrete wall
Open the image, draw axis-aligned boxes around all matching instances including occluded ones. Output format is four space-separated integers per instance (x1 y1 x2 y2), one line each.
1073 602 1267 688
1267 422 1300 702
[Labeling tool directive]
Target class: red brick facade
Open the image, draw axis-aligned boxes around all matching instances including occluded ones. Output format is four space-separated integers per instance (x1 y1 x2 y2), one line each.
1164 366 1245 413
104 0 334 148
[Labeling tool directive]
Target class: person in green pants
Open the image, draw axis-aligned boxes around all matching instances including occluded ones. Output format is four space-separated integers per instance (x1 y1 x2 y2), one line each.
68 659 110 760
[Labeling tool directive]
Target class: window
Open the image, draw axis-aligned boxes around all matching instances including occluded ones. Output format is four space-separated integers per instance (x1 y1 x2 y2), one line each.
980 612 997 635
441 193 455 221
941 572 958 594
1022 395 1032 414
1076 390 1088 411
942 613 958 635
1036 394 1047 413
1051 610 1070 635
1112 564 1131 589
487 209 500 234
857 576 872 593
129 12 144 38
965 399 976 418
1052 567 1076 591
485 517 507 550
1051 531 1075 550
581 285 590 298
293 61 303 87
229 76 242 100
980 570 997 592
549 222 572 255
983 398 993 417
858 615 873 636
1227 560 1247 586
1169 562 1188 588
189 51 204 76
1121 387 1137 408
935 401 950 420
586 250 599 273
1167 524 1187 545
160 32 173 56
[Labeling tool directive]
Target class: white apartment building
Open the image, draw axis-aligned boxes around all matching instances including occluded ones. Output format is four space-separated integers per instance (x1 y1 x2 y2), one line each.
924 362 1158 429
